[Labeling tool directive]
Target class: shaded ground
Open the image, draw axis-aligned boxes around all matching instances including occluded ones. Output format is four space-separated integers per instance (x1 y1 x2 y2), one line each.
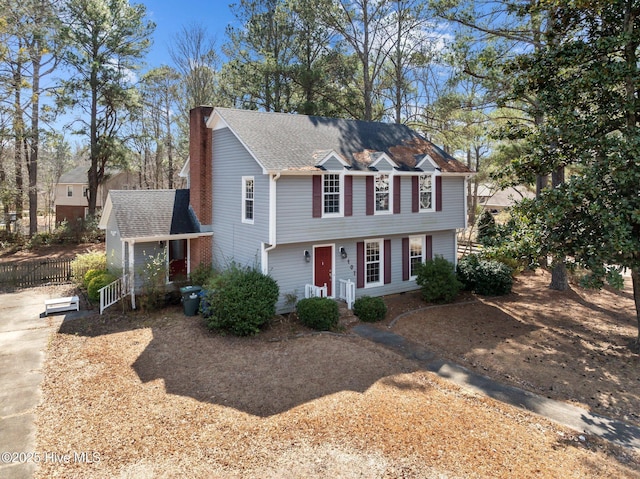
31 269 640 478
383 270 640 428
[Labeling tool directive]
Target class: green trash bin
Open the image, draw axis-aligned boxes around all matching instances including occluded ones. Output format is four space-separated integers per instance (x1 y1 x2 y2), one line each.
180 286 202 316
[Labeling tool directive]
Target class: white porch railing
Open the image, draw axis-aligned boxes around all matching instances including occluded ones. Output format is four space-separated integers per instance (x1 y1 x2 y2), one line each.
305 283 327 299
338 279 356 309
99 276 129 314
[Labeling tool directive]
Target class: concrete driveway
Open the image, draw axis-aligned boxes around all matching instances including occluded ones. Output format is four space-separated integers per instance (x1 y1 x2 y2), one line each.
0 289 64 479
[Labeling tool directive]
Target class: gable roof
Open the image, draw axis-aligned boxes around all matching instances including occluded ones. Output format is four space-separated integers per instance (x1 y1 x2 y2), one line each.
101 189 199 239
211 108 472 174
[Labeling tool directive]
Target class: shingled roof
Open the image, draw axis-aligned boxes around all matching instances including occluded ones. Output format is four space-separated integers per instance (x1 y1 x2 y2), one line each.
212 108 472 174
104 189 199 239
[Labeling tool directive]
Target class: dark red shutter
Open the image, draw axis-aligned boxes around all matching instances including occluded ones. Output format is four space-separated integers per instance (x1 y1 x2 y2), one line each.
435 176 442 211
344 175 353 216
356 241 365 288
366 176 374 215
384 239 391 284
393 176 401 214
402 237 409 281
426 235 433 260
312 175 322 218
412 176 419 212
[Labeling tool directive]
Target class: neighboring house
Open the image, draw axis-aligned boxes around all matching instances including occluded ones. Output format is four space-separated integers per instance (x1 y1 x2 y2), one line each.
476 183 535 214
55 165 136 224
100 106 473 312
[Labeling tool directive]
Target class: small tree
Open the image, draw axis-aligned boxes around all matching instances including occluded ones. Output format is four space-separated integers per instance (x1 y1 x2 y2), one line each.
477 210 497 246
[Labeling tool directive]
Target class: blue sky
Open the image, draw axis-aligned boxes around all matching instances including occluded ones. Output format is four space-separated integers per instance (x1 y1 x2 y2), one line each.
142 1 237 68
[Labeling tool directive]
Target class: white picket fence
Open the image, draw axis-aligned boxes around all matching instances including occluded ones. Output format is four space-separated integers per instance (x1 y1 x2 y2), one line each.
99 276 129 314
338 279 355 309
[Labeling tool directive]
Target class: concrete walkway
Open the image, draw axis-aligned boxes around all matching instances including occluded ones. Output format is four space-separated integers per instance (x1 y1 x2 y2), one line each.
353 324 640 452
0 289 65 479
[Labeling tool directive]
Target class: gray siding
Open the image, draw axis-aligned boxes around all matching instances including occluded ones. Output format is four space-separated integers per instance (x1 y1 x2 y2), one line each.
132 242 164 290
268 229 457 313
322 156 346 171
104 211 123 275
211 127 270 270
276 174 466 245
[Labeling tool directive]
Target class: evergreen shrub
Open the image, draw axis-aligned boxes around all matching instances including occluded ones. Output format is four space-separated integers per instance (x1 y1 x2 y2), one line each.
204 264 279 336
296 297 339 331
415 256 462 304
353 296 387 322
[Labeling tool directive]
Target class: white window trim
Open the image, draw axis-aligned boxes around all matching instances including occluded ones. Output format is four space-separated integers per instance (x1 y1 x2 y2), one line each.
67 185 73 197
408 235 425 281
322 173 344 218
419 173 435 213
242 176 255 224
365 238 384 288
374 173 393 215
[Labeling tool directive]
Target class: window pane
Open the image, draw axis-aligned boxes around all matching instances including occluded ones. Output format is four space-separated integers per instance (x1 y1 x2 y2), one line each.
409 237 423 277
323 174 340 214
420 175 432 210
365 241 381 284
244 179 254 220
375 174 389 211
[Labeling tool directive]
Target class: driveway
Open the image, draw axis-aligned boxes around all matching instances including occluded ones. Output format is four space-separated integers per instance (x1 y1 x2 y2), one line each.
0 289 64 479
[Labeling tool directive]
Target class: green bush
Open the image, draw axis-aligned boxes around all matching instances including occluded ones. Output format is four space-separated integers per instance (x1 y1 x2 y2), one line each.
189 262 216 287
457 254 513 296
83 268 107 288
477 210 497 246
204 264 279 336
296 297 339 331
415 256 462 304
71 251 107 284
87 272 117 302
353 296 387 322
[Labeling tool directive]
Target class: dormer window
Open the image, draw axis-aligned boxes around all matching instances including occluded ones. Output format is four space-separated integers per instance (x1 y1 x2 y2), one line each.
375 174 390 212
419 174 433 211
323 174 341 216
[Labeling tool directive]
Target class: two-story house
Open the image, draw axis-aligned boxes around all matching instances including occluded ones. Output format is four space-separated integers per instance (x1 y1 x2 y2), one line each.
55 165 136 224
100 106 473 312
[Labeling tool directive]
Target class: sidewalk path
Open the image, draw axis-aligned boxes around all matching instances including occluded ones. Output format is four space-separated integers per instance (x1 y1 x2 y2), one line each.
353 323 640 452
0 289 64 479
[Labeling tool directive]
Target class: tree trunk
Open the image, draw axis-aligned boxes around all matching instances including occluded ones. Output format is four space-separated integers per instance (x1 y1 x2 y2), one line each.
28 57 41 236
549 167 568 290
632 267 640 346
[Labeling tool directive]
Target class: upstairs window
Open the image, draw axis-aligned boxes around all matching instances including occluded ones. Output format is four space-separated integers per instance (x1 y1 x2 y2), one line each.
242 176 254 224
323 174 341 215
67 186 73 197
375 174 390 213
83 186 89 197
419 174 433 211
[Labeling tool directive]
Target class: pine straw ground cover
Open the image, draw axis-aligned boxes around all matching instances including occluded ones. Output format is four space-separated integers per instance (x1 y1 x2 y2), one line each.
34 270 640 478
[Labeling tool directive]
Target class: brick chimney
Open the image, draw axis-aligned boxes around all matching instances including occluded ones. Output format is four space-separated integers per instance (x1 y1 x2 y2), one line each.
189 106 214 270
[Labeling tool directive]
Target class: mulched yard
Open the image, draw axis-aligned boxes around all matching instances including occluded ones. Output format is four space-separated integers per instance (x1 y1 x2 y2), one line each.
32 269 640 478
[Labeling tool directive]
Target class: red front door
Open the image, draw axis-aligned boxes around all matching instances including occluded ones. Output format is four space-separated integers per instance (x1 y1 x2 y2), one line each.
314 246 333 296
169 239 188 281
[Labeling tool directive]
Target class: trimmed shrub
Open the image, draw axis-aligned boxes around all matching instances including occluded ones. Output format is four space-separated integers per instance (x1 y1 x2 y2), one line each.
71 251 106 284
474 260 513 296
353 296 387 322
83 268 108 288
296 297 339 331
457 254 513 296
415 256 462 304
204 264 279 336
87 272 117 302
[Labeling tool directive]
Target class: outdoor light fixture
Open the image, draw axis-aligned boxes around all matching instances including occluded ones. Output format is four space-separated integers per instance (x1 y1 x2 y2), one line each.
304 250 311 262
340 247 348 259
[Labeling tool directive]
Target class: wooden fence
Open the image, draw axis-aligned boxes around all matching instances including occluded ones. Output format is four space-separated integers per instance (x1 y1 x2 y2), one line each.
0 258 74 288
